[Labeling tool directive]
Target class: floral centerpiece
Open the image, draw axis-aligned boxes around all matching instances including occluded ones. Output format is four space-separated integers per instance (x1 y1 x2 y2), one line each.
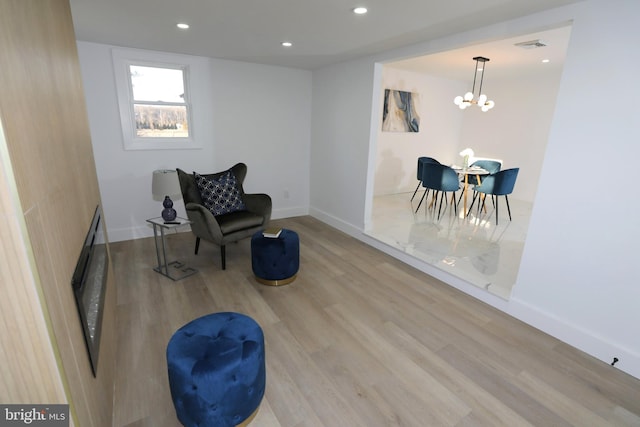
459 148 474 169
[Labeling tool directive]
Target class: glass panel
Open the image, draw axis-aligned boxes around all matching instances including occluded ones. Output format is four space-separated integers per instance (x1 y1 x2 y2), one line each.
130 65 185 103
134 104 189 138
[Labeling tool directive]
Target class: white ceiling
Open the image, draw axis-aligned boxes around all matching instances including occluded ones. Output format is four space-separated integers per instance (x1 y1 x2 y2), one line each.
386 25 573 81
69 0 582 72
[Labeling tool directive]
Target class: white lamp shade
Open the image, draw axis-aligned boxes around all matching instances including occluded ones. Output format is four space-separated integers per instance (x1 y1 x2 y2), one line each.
152 169 182 201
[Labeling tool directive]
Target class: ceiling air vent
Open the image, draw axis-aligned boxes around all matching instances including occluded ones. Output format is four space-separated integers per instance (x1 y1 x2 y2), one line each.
514 39 547 49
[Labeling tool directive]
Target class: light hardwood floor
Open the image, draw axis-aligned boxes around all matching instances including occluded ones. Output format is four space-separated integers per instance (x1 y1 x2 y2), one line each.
110 216 640 427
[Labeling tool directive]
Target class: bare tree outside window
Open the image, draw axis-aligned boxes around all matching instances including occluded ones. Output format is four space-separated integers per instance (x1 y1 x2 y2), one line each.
129 65 190 138
112 49 202 150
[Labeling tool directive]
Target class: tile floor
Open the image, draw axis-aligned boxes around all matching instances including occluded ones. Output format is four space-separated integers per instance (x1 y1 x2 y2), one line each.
364 190 532 300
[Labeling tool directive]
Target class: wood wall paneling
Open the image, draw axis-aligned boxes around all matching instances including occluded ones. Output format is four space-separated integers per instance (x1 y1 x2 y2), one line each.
0 1 116 426
0 124 68 405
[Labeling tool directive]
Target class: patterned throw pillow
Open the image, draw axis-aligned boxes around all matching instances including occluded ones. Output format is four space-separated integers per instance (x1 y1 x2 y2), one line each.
194 170 246 216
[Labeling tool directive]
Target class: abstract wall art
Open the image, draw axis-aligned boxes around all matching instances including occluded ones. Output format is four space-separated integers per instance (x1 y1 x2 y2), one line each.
382 89 420 132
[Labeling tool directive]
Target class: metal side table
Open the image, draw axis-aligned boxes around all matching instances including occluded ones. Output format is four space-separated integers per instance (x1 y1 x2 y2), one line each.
147 217 198 280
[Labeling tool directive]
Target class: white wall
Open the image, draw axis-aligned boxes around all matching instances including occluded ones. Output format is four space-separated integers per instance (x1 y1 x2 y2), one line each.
375 64 564 202
309 57 377 230
76 0 640 380
310 0 640 379
459 71 563 202
77 42 312 242
374 68 465 196
512 0 640 375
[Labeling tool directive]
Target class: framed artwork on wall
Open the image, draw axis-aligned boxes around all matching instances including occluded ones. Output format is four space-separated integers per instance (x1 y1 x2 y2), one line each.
382 89 420 132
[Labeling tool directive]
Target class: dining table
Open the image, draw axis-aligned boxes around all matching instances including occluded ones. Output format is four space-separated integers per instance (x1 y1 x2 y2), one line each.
452 165 490 215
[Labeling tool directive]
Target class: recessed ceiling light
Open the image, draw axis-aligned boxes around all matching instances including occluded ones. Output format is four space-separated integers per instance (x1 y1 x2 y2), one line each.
177 23 189 29
542 59 550 63
353 7 368 14
281 41 293 47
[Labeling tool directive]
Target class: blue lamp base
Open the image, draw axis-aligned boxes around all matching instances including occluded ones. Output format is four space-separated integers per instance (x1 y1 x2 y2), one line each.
161 196 177 221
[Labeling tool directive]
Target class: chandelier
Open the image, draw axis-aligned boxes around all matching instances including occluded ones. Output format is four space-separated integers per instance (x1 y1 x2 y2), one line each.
454 56 495 112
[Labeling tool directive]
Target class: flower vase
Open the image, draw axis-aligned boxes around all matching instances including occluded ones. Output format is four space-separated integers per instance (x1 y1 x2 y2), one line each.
463 155 469 169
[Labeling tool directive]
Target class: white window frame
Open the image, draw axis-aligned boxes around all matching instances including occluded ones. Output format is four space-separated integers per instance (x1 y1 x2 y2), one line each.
112 48 202 150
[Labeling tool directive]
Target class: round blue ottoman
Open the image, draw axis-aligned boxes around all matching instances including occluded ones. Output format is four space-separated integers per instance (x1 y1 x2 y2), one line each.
251 229 299 286
166 312 265 427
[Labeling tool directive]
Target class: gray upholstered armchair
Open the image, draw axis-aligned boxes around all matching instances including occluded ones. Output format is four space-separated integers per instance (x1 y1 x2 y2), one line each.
176 163 272 269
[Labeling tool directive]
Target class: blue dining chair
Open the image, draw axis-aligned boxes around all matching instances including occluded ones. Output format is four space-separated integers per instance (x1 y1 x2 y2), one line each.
415 163 460 219
467 168 519 225
468 159 501 185
456 159 502 208
411 157 440 201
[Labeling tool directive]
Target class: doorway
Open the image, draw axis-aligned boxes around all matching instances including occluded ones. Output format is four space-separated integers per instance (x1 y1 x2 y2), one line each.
364 25 572 300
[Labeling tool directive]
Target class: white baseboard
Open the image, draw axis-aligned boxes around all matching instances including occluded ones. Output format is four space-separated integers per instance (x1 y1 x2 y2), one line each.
309 206 640 381
509 297 640 380
107 224 154 242
107 206 309 243
272 206 308 220
106 206 640 380
309 206 510 309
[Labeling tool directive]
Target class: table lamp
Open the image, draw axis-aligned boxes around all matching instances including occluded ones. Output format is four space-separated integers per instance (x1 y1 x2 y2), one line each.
152 169 182 222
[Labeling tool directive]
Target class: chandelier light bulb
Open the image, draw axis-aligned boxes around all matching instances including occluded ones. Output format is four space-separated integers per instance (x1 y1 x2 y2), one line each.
455 56 495 112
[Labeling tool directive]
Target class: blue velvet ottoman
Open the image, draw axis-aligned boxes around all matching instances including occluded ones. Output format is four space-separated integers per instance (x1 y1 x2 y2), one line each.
251 229 299 286
166 312 265 427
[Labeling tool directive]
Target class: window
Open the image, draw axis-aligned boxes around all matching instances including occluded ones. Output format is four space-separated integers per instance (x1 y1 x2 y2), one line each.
113 49 202 150
130 65 190 138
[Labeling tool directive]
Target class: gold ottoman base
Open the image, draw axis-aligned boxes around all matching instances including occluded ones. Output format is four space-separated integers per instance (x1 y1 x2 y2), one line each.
237 405 260 426
255 274 297 286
